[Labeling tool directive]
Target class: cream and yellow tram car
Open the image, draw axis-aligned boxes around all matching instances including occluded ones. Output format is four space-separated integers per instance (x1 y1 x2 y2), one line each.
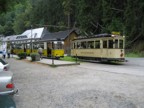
71 34 125 62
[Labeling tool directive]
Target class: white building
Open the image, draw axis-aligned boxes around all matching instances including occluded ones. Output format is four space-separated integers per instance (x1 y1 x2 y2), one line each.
0 34 5 53
1 27 46 52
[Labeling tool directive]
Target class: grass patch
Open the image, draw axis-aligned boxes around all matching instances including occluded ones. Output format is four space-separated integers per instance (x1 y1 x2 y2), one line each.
126 53 139 57
60 56 79 62
126 51 144 57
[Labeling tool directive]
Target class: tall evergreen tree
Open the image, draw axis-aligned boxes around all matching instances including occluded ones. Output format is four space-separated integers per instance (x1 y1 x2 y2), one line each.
125 0 144 42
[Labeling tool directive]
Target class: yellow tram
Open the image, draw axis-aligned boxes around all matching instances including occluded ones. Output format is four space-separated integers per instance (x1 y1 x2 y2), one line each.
6 27 65 58
12 41 64 58
71 33 125 62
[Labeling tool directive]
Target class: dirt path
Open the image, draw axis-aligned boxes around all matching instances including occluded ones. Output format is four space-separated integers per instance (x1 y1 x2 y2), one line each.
6 58 144 108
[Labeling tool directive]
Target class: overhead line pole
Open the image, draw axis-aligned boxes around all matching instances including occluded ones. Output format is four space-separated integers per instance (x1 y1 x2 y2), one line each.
31 25 33 53
110 8 124 12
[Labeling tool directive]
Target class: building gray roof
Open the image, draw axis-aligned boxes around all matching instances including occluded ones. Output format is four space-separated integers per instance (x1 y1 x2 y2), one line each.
41 29 77 41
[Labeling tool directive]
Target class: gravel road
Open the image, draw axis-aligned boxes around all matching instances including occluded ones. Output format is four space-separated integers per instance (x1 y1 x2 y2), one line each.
6 58 144 108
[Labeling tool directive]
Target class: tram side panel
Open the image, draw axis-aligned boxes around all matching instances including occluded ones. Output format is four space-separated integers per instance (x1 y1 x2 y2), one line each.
71 36 125 62
71 49 101 58
101 49 125 61
71 48 125 61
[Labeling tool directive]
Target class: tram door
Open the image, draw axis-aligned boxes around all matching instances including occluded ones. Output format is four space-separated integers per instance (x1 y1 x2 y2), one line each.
47 42 52 57
24 44 26 52
102 40 108 58
107 39 114 58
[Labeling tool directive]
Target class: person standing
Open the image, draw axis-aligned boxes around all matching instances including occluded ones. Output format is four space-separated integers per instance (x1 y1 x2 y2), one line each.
7 48 11 58
24 47 26 52
2 49 6 59
11 47 13 58
47 47 51 57
38 47 43 59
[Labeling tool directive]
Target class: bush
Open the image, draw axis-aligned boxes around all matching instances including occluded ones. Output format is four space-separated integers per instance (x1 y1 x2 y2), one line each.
30 53 40 61
17 52 27 59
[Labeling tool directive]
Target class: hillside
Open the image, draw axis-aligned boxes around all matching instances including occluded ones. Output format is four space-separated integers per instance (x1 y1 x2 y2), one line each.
0 0 144 50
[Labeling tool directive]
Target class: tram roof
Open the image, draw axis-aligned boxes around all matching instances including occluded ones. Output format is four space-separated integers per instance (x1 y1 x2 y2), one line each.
75 33 122 40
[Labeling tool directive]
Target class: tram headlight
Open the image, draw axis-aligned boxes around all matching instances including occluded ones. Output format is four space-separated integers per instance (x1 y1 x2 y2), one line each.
120 49 123 57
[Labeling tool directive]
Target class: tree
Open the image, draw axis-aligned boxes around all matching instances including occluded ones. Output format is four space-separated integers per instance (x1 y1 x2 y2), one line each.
124 0 144 42
75 0 103 34
13 1 32 34
31 0 65 32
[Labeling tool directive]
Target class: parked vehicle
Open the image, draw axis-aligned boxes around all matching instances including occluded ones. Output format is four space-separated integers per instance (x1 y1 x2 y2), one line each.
0 71 18 95
0 58 10 71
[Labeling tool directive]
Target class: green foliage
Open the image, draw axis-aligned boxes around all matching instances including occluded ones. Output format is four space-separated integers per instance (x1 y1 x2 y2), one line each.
126 40 144 57
124 0 144 45
126 51 144 57
0 0 144 51
0 0 7 13
0 25 4 34
17 52 27 59
60 56 77 62
13 1 32 34
30 0 66 32
30 53 40 61
107 18 124 34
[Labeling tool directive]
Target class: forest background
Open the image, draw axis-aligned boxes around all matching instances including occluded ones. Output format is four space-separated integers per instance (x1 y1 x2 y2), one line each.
0 0 144 56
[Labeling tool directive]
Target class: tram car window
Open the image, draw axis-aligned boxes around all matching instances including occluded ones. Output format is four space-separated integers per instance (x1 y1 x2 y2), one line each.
77 42 81 48
73 43 76 49
119 40 123 49
39 43 44 49
76 43 79 48
16 44 22 49
95 40 100 48
27 44 30 49
28 44 31 49
88 41 94 49
115 39 118 48
108 40 113 48
33 43 38 49
81 41 87 49
103 40 107 48
57 42 63 49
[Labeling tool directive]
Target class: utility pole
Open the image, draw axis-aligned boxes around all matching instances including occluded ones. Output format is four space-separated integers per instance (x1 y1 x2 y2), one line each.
68 13 71 56
31 25 33 53
68 13 70 29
